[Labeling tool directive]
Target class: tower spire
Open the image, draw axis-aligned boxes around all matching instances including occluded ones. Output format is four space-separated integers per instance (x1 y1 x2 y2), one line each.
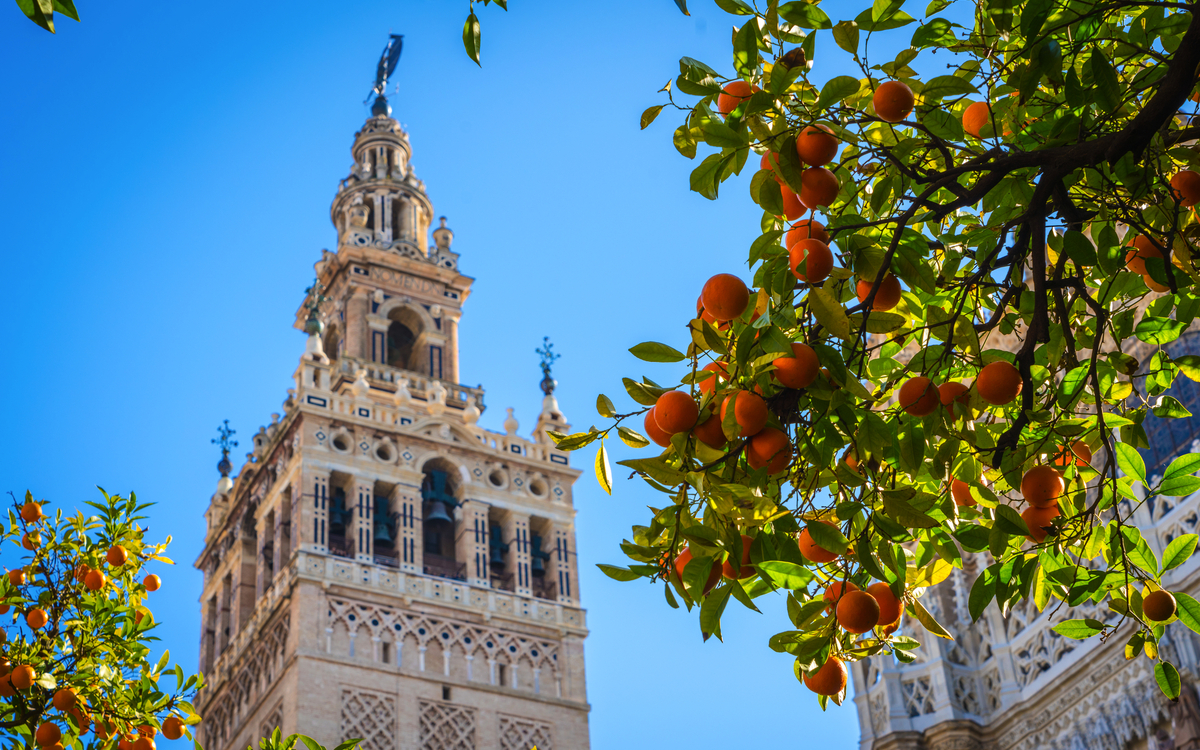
368 34 404 114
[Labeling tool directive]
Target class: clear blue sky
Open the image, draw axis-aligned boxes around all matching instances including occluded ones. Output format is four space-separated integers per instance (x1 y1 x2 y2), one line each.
0 2 876 746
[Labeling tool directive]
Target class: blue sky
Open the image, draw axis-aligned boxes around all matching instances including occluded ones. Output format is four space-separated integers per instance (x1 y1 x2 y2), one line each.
0 1 886 746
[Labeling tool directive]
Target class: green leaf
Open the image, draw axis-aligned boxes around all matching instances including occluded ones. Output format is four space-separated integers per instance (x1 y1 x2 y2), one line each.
595 442 613 496
1052 618 1104 640
911 17 957 48
883 490 939 528
907 598 954 639
968 565 997 621
1156 661 1182 700
596 394 616 418
1175 593 1200 634
1177 355 1200 382
1135 317 1186 346
807 521 850 554
817 76 862 110
715 0 755 13
462 12 481 66
1165 453 1200 480
674 0 690 14
597 564 641 582
920 75 978 100
1062 229 1098 267
673 125 698 159
1163 535 1198 572
1019 0 1053 37
807 287 852 341
832 21 859 54
617 426 650 449
640 105 665 130
855 6 916 31
629 341 686 363
1089 50 1121 113
757 560 816 589
1114 443 1147 485
994 505 1031 537
700 584 733 640
872 0 906 23
52 0 78 21
779 2 833 29
549 430 601 451
733 22 760 78
1161 475 1200 498
623 377 664 406
690 153 724 200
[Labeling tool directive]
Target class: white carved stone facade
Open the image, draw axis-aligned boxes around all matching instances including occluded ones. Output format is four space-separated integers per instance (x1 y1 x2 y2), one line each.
195 94 589 750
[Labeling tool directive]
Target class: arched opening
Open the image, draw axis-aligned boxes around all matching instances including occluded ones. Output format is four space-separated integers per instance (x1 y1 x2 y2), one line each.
328 479 351 558
421 458 463 580
372 480 398 567
386 322 415 369
323 324 341 362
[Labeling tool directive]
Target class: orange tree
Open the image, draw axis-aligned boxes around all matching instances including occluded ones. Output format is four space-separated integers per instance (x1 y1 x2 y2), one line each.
536 0 1200 707
1 490 203 748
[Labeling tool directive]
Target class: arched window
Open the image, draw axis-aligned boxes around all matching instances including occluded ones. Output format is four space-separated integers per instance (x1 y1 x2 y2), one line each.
323 325 341 362
328 486 351 558
421 459 463 580
387 322 415 369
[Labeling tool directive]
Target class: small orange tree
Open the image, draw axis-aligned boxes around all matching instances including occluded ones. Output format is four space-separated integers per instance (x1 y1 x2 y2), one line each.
533 0 1200 706
1 490 203 748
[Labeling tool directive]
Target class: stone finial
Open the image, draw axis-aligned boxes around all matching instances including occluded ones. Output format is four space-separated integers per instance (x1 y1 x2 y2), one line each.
352 369 370 399
504 408 519 436
463 396 481 426
428 380 448 417
433 217 454 250
393 377 412 407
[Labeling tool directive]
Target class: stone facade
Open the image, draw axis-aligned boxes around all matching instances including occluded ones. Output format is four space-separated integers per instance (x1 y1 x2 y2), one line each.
194 95 589 750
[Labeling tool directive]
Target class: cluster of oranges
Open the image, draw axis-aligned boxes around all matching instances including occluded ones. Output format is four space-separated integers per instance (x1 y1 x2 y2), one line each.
2 500 176 749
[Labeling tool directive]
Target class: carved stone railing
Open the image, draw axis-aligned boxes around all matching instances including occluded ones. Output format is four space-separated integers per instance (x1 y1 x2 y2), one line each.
334 356 484 411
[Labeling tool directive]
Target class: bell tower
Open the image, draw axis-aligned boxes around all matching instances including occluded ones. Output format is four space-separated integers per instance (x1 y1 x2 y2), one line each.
193 48 590 750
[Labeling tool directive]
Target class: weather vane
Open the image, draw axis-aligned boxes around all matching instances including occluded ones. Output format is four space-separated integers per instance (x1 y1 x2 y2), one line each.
213 420 238 477
536 337 560 396
367 34 404 104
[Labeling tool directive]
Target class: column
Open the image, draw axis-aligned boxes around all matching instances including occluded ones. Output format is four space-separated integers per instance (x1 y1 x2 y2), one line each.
306 472 329 553
445 315 460 384
551 523 577 604
503 512 532 596
346 287 371 360
391 484 422 574
274 493 288 576
255 510 271 599
354 478 374 563
382 193 394 242
234 533 256 633
455 500 490 587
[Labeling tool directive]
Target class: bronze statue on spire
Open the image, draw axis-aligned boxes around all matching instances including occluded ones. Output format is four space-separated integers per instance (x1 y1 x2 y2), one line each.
369 34 404 101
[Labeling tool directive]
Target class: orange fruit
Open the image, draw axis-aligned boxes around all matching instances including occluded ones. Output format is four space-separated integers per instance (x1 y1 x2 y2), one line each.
8 569 25 586
836 589 881 634
1021 465 1064 509
1125 235 1163 274
11 665 35 690
1145 274 1170 293
162 718 184 741
20 501 42 523
144 574 162 592
138 726 157 739
823 580 860 614
722 535 756 579
856 275 902 311
842 450 861 473
655 391 699 434
1022 505 1060 543
700 273 750 322
951 478 976 507
698 361 728 396
21 532 40 550
673 547 722 594
795 124 838 166
720 390 769 437
789 238 833 283
760 151 782 183
35 723 61 748
803 655 848 695
873 81 914 122
1170 170 1200 207
0 675 12 698
1144 590 1178 622
867 581 902 626
962 101 993 138
26 608 48 629
798 521 840 563
939 382 970 410
786 219 829 246
84 570 107 592
692 413 727 449
773 342 820 389
746 428 792 473
717 80 756 115
799 167 839 209
52 688 77 711
1053 441 1092 467
134 736 156 750
74 564 91 582
107 545 128 567
781 185 808 221
976 360 1022 405
898 376 939 416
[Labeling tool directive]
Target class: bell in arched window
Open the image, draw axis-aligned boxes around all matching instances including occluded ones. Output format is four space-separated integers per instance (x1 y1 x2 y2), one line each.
530 534 551 577
373 501 394 544
489 524 508 569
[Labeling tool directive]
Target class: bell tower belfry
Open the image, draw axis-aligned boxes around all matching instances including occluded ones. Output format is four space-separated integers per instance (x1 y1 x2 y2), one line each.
193 51 590 750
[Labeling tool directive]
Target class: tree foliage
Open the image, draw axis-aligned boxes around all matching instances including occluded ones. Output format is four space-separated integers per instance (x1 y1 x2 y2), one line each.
14 0 79 33
539 0 1200 705
0 490 204 747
